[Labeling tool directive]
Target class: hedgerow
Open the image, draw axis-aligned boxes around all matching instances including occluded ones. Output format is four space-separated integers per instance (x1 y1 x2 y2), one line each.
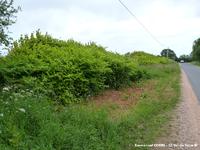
0 31 146 104
125 51 171 65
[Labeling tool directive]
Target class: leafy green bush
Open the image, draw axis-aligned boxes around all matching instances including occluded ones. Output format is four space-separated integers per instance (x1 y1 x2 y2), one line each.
0 31 143 104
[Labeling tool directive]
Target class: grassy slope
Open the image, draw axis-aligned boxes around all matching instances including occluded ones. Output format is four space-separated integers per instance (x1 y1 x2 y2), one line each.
0 63 180 150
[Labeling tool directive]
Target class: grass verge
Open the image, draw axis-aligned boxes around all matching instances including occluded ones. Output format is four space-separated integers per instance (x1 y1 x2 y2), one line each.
191 61 200 67
0 63 180 150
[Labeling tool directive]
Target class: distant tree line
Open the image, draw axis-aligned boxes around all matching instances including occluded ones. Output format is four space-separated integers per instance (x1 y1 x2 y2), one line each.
160 48 193 63
179 54 192 62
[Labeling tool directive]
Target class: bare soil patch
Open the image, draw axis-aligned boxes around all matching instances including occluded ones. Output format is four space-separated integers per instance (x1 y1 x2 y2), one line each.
90 85 143 109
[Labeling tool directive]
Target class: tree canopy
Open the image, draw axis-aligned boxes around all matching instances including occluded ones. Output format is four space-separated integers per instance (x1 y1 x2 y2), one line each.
179 54 192 62
160 49 178 61
0 0 20 46
192 38 200 61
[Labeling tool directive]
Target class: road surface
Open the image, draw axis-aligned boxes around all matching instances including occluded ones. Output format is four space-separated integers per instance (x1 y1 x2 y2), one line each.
181 63 200 102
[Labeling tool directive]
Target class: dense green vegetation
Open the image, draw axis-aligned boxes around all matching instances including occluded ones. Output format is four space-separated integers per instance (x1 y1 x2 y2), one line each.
192 38 200 62
125 51 171 65
0 63 180 150
0 32 180 149
0 32 148 104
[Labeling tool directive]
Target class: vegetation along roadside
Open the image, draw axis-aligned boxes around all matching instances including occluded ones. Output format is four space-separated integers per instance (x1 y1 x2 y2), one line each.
0 32 180 150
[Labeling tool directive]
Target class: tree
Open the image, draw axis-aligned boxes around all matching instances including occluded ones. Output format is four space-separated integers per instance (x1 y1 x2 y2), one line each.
0 0 20 46
160 49 178 61
192 38 200 61
179 54 192 62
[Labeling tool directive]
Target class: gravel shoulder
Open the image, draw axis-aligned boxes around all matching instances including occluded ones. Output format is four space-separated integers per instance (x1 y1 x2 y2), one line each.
153 69 200 150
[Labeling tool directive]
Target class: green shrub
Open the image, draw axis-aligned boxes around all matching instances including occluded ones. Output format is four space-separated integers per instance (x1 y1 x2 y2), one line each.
0 31 142 104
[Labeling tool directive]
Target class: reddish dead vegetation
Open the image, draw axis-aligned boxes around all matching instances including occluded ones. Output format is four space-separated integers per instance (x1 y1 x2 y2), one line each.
90 85 144 109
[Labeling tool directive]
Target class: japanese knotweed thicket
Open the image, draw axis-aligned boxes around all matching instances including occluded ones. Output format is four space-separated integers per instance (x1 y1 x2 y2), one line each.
0 32 147 104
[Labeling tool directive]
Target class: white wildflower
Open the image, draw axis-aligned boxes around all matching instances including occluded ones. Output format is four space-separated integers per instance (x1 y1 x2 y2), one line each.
3 87 9 91
18 108 26 113
0 113 3 117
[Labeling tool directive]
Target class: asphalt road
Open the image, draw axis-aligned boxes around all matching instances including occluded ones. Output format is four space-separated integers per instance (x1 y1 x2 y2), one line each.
180 63 200 102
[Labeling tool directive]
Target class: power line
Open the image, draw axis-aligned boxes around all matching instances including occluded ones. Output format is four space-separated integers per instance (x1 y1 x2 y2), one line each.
118 0 166 47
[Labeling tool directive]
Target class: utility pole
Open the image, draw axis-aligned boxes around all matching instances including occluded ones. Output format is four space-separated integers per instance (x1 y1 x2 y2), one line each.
167 47 169 58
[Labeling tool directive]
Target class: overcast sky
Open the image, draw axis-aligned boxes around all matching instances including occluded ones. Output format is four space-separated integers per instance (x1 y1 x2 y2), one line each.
8 0 200 56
